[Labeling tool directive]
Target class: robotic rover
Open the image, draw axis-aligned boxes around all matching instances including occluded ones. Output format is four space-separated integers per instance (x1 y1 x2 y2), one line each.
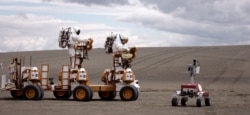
99 32 140 101
0 28 140 101
171 59 210 107
1 57 44 100
53 29 140 101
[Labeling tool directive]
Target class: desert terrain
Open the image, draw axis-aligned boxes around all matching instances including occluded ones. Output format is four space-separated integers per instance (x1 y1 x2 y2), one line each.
0 45 250 115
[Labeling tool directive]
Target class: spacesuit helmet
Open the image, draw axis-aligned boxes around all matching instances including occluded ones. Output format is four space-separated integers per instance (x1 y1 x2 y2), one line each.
73 26 81 35
119 34 128 45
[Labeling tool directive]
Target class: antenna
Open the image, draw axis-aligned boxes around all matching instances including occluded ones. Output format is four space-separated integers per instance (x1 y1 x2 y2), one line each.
23 56 25 66
0 62 3 73
30 56 32 67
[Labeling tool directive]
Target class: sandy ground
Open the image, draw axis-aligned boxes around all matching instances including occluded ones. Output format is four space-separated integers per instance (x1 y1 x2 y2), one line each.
1 45 250 115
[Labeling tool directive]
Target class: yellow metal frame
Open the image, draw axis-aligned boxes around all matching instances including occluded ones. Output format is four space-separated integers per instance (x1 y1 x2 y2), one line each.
40 64 49 89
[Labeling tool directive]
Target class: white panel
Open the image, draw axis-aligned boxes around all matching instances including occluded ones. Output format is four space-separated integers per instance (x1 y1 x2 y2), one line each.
63 65 69 71
1 75 6 89
62 72 69 78
42 65 49 71
78 73 87 80
126 74 133 80
196 66 200 74
63 80 68 85
31 72 39 80
42 72 48 78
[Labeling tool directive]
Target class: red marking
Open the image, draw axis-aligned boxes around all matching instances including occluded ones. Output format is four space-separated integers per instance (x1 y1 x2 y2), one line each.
181 84 197 89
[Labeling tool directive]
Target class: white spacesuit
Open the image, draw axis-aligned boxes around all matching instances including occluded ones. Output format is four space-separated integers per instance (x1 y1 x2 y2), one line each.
58 26 93 68
67 26 80 57
187 59 200 84
111 34 129 53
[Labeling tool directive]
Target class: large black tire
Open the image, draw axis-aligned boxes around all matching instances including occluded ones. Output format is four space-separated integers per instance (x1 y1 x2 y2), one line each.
10 90 23 99
119 85 139 101
53 90 72 99
73 85 93 101
196 98 202 107
22 84 41 100
205 98 211 106
171 98 178 106
181 97 188 106
98 91 116 100
36 85 44 100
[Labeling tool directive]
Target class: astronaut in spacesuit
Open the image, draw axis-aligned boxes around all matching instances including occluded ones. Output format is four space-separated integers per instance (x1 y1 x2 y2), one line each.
102 33 137 84
105 33 137 68
58 26 93 69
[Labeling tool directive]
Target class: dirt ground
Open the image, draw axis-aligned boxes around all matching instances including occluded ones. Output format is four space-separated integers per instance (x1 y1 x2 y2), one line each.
1 45 250 115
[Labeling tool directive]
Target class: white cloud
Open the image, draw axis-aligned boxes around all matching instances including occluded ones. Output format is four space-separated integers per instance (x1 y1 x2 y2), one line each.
1 0 250 52
0 12 135 52
116 0 250 46
2 37 47 51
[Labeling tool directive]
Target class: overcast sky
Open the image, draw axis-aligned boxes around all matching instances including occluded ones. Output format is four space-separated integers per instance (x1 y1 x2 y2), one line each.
0 0 249 52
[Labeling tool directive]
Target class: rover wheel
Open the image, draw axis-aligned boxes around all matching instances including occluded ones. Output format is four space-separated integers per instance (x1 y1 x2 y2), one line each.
36 85 44 100
73 85 92 101
119 85 139 101
98 91 116 100
53 90 72 99
22 84 41 100
10 90 23 99
205 98 211 106
196 98 202 107
171 97 178 106
181 97 188 106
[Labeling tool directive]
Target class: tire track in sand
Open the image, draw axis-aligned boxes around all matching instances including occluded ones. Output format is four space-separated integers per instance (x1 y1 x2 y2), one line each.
204 47 250 90
228 48 250 91
135 48 207 75
133 48 179 65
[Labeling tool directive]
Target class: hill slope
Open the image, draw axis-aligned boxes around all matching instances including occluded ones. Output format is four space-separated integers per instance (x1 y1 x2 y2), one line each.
1 45 250 91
